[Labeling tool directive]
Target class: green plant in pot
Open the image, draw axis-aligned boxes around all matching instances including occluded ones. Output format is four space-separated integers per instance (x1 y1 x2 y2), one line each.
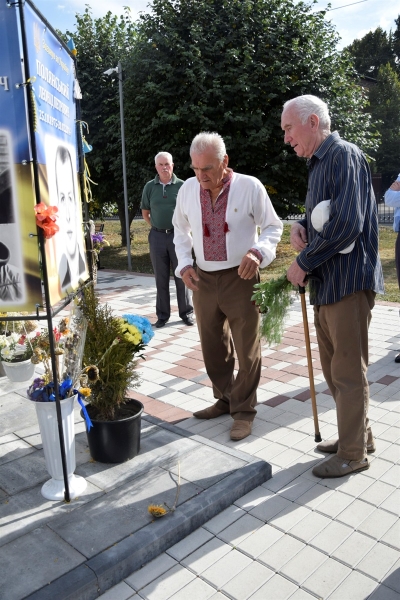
79 284 154 463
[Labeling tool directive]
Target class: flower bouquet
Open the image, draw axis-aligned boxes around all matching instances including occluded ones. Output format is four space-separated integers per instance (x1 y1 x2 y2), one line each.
78 284 154 462
26 306 93 426
252 273 296 346
89 228 109 283
80 285 154 423
0 325 39 382
0 332 34 363
25 304 94 499
91 230 110 262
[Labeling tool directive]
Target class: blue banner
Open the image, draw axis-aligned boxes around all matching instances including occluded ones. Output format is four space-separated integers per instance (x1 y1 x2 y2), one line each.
23 1 89 305
23 3 77 164
0 1 41 311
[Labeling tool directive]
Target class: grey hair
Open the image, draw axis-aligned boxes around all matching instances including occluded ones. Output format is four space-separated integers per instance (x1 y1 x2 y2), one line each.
283 95 331 134
155 151 173 164
190 132 226 161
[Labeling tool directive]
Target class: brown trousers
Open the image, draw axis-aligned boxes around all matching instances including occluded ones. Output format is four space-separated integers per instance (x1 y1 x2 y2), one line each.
314 290 375 461
192 267 261 421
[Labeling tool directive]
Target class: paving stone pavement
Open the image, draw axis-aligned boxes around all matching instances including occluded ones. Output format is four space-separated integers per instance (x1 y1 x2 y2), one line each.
1 269 399 600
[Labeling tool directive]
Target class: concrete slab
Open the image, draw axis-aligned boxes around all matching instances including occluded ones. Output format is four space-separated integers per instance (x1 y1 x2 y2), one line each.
0 391 271 600
0 525 86 600
0 391 37 434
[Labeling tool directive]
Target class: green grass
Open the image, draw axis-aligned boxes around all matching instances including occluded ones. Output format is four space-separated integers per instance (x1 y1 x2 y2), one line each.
97 220 399 303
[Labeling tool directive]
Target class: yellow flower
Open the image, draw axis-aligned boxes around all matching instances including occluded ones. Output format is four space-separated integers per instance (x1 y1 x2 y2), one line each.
79 387 91 397
58 317 69 333
125 332 140 345
148 504 168 518
119 323 142 346
127 324 140 336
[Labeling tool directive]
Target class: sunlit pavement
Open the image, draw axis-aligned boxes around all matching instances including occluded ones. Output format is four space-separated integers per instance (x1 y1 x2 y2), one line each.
95 270 400 600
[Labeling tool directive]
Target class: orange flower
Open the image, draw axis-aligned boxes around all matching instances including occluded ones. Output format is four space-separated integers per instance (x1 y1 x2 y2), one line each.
41 220 59 238
34 203 59 239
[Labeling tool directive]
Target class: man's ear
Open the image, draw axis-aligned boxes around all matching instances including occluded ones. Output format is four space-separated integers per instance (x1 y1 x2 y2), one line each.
310 114 319 130
223 154 229 167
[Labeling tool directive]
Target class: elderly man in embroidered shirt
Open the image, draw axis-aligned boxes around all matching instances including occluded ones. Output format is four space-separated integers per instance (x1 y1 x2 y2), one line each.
172 132 282 441
283 95 384 478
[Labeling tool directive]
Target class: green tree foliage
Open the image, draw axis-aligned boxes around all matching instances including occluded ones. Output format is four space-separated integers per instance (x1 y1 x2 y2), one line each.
344 16 400 185
123 0 376 216
344 27 396 79
64 7 137 244
369 64 400 187
393 15 400 75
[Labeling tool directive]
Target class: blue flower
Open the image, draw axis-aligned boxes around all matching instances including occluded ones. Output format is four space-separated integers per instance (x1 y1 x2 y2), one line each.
122 314 154 343
27 380 73 402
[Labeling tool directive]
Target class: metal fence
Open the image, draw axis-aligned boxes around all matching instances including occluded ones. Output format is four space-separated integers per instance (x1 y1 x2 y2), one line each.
286 197 393 226
104 198 394 225
376 198 394 225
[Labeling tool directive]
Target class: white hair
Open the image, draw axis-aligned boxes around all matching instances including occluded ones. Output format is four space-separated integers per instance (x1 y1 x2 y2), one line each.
283 95 331 134
190 132 226 161
155 151 173 164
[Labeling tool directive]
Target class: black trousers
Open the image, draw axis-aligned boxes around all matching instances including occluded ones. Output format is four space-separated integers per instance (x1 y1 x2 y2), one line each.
148 228 193 321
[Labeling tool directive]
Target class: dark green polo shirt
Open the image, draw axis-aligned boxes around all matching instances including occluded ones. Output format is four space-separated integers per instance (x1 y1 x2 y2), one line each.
141 174 184 229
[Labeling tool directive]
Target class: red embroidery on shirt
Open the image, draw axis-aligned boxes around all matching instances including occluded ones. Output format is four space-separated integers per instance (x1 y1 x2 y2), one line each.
200 170 233 261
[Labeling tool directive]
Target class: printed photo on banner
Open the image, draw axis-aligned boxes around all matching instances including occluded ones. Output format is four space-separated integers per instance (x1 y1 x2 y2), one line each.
45 134 88 294
0 1 42 312
0 131 26 306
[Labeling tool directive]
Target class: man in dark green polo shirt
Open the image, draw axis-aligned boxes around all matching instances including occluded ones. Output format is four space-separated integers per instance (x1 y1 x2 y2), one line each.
141 152 193 328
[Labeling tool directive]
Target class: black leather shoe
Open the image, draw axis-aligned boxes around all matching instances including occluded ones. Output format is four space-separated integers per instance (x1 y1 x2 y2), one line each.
154 319 168 328
182 316 194 326
395 353 400 363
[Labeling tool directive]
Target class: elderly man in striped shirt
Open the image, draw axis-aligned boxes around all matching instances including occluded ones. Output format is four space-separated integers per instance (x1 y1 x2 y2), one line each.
283 95 384 479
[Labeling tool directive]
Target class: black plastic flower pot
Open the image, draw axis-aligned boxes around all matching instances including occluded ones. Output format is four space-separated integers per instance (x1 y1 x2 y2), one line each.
82 399 144 463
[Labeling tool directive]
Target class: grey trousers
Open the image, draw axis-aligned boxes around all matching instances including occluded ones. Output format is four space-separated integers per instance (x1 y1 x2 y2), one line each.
148 228 192 321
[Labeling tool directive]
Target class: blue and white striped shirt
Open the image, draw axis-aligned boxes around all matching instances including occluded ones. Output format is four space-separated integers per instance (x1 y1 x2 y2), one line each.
296 132 384 305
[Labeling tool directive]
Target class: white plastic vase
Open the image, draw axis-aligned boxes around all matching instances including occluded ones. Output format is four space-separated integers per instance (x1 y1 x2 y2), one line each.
2 359 35 382
34 394 87 500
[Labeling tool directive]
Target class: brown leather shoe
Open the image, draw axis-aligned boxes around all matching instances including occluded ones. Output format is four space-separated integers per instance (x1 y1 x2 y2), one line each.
230 420 252 441
317 431 376 454
312 454 369 478
193 404 229 419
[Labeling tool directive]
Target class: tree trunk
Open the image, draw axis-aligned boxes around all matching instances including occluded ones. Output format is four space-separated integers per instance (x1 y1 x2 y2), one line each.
117 201 136 246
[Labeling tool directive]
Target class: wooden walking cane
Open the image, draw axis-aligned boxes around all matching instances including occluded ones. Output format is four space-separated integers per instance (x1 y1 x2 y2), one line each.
298 284 322 443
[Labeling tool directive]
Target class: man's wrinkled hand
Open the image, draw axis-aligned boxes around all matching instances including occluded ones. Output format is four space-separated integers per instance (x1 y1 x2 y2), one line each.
238 253 260 280
286 260 308 287
290 223 308 251
182 267 200 291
